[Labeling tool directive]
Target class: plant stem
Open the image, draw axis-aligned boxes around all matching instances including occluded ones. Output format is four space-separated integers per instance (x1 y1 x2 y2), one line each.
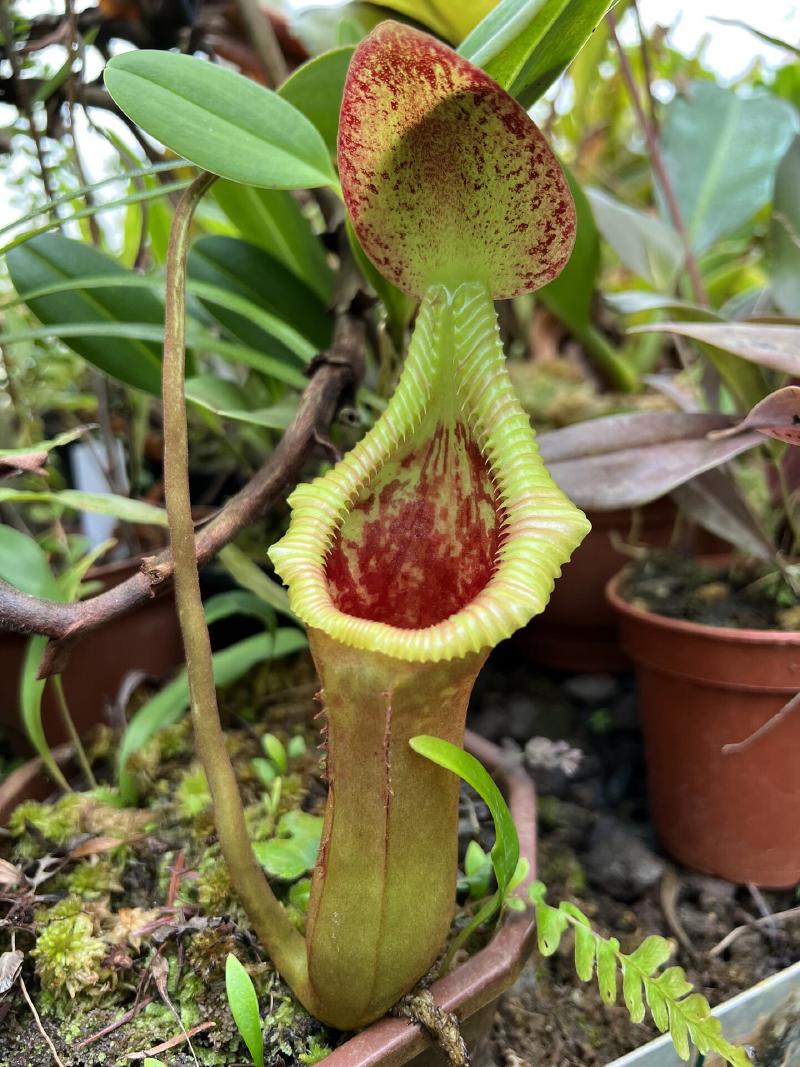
234 0 289 86
578 323 638 392
777 458 800 557
52 675 97 788
161 170 311 1000
607 10 709 307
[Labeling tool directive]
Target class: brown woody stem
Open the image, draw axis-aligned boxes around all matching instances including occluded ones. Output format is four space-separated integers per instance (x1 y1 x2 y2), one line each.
161 170 312 1001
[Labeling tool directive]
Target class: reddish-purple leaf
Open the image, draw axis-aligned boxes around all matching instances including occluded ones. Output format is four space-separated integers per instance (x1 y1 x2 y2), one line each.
709 386 800 445
338 21 575 299
630 322 800 376
538 411 763 511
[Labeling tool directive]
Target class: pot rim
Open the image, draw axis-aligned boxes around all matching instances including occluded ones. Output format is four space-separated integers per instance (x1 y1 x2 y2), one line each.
0 731 536 1067
606 560 800 647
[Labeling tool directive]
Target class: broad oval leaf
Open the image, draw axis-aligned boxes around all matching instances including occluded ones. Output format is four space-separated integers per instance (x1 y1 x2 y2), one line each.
253 811 323 881
770 135 800 316
104 51 337 190
630 321 800 377
460 0 617 109
587 187 684 291
660 82 798 253
278 47 354 156
6 234 164 394
339 21 575 298
369 0 494 42
0 525 60 600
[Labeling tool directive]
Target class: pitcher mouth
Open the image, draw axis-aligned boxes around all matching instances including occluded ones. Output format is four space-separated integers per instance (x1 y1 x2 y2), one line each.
269 283 590 663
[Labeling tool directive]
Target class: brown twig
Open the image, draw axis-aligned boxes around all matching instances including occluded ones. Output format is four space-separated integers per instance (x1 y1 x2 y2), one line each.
75 996 154 1049
0 0 60 212
606 9 709 306
632 0 658 132
0 319 364 673
128 1021 216 1060
233 0 288 86
709 905 800 958
722 691 800 755
19 975 67 1067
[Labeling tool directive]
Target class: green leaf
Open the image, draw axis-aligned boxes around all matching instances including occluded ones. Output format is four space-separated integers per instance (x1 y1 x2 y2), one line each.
770 135 800 315
261 734 288 775
459 0 617 108
409 735 519 895
0 526 60 599
596 938 618 1005
253 810 323 880
539 168 599 331
535 901 568 956
459 840 493 900
144 1060 168 1067
0 426 91 461
116 630 308 804
20 637 70 791
188 235 330 356
203 590 276 628
186 377 297 431
660 82 799 253
587 187 684 290
6 234 164 394
0 489 168 527
573 921 596 982
369 0 495 42
0 180 190 256
278 47 354 156
225 955 264 1067
104 51 337 191
622 961 645 1024
213 182 333 304
628 935 674 976
218 544 295 621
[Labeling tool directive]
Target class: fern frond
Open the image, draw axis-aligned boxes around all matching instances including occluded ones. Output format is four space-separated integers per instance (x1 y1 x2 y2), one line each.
528 883 752 1067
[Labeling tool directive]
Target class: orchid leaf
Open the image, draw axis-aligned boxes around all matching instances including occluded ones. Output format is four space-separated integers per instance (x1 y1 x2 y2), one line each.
0 427 91 461
630 322 800 377
710 386 800 446
104 51 338 190
0 525 59 600
278 47 354 156
538 167 599 332
672 473 775 562
185 377 297 431
212 181 334 304
188 235 331 357
6 234 164 394
460 0 618 108
339 22 575 299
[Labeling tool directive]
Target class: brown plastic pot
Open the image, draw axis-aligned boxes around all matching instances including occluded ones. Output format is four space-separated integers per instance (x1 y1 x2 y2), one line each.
513 499 685 672
607 565 800 888
0 557 183 757
0 731 536 1067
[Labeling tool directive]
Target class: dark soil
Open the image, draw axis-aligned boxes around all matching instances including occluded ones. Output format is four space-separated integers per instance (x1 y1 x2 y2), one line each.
468 647 800 1066
620 552 800 632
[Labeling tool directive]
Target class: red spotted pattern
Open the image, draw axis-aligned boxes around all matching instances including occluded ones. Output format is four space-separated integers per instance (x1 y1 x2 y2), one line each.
338 21 576 299
325 422 502 628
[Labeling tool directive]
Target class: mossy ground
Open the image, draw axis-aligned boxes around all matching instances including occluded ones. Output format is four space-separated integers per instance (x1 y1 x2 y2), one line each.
0 656 336 1067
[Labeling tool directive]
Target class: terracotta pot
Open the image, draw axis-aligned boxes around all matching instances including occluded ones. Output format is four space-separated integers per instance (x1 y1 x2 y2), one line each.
0 558 183 757
513 499 684 672
607 566 800 888
0 732 536 1067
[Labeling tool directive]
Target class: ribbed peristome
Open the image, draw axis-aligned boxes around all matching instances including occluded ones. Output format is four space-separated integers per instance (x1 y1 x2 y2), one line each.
269 282 590 662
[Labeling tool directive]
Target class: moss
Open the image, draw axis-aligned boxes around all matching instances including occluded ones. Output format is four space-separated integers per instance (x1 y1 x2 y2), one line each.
175 766 212 821
32 902 111 1005
9 794 84 856
61 858 123 900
